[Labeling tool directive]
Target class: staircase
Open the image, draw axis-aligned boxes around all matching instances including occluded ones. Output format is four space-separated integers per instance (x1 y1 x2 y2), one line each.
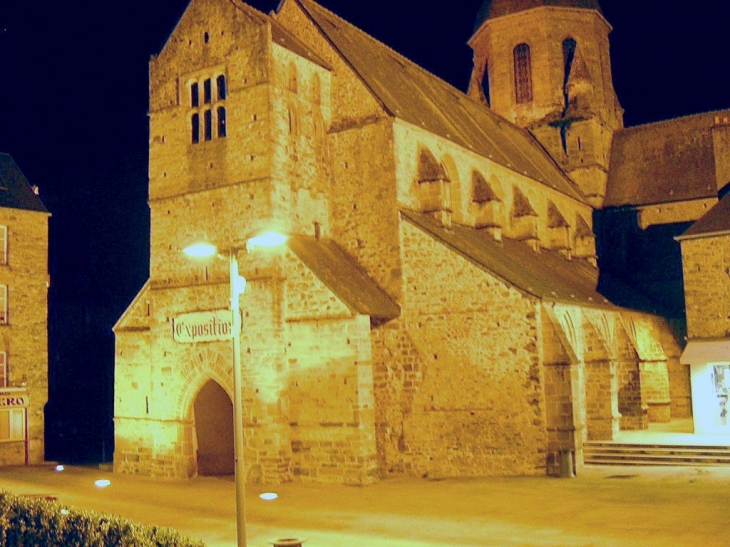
584 441 730 467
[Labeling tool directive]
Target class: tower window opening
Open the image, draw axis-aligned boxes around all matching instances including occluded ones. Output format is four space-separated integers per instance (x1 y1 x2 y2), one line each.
217 107 227 138
514 43 533 104
191 82 199 108
191 113 200 144
481 62 491 107
217 75 227 101
204 79 212 104
204 109 213 141
562 38 577 88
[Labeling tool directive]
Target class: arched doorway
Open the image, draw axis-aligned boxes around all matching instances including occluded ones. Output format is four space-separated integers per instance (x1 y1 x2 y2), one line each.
193 380 234 475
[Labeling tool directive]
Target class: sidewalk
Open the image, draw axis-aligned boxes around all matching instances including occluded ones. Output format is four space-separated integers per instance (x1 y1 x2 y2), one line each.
0 463 728 546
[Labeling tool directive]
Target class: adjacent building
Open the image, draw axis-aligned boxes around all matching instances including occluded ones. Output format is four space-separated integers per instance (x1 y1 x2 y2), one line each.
0 153 50 466
114 0 726 483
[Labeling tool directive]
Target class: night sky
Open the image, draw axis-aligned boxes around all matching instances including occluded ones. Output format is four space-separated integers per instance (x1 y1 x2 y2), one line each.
0 0 728 460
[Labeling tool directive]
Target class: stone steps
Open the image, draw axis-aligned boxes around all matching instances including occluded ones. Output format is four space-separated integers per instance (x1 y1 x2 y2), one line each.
584 442 730 466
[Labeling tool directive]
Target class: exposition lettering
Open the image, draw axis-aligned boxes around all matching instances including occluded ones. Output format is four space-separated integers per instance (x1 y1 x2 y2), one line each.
174 314 233 342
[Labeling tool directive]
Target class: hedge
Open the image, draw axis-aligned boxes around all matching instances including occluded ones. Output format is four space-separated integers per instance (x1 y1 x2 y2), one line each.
0 491 206 546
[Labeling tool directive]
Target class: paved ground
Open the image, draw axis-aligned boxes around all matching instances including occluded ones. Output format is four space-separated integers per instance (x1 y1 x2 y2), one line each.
0 463 728 546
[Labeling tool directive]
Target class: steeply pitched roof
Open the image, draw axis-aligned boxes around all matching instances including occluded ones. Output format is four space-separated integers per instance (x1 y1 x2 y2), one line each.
287 235 401 320
293 0 585 203
678 193 730 240
401 210 615 309
605 111 730 208
0 153 49 213
474 0 602 32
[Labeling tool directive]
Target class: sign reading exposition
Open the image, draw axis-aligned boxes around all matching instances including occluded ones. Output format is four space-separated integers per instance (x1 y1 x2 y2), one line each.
173 310 236 343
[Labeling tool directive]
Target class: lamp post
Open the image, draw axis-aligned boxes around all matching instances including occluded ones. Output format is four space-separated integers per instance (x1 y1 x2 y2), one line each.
184 231 287 547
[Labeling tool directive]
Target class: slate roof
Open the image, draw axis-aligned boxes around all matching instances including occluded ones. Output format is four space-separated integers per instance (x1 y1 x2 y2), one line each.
0 153 48 213
679 194 730 240
293 0 585 203
604 111 730 208
401 210 616 309
287 235 401 320
474 0 602 31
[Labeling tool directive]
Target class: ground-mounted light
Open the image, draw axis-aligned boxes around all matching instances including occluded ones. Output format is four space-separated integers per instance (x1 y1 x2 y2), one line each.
94 479 111 488
55 465 65 472
60 508 69 515
259 492 278 501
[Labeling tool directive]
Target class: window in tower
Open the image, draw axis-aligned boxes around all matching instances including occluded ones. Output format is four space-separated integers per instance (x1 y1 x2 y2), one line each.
204 109 213 141
0 285 7 325
189 74 227 144
481 62 491 107
204 78 212 104
217 107 227 138
191 113 200 144
217 75 227 101
0 351 6 387
191 82 199 108
562 38 577 87
288 63 298 93
0 226 7 265
513 43 533 104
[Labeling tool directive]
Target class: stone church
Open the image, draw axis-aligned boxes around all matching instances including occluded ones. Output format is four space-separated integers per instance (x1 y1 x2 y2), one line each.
113 0 729 483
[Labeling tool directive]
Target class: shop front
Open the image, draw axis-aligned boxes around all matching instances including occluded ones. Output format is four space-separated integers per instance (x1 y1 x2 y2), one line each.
682 339 730 435
0 387 29 465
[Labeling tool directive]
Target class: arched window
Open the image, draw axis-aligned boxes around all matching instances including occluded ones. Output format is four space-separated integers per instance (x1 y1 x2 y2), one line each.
191 113 200 144
513 43 533 104
204 110 212 141
217 75 227 101
217 107 227 138
191 82 199 108
189 75 228 144
203 78 212 104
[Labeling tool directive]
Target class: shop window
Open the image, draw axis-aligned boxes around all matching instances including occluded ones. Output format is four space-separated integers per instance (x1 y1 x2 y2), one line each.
0 285 6 324
0 408 24 442
0 226 6 265
514 43 533 104
0 352 6 388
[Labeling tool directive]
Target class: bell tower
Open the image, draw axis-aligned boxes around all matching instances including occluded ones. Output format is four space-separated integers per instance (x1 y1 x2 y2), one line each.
468 0 623 207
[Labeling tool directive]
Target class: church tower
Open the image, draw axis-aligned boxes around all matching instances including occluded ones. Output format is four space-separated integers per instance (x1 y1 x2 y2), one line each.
468 0 623 207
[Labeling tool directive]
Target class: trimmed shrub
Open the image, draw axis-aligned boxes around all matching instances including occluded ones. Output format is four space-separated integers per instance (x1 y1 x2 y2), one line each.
0 491 205 546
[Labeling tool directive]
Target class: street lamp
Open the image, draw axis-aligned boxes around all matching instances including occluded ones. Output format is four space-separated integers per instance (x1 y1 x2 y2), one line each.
183 230 287 547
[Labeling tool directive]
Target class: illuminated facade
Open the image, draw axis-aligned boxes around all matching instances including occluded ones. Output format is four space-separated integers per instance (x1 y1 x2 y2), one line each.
0 153 49 466
114 0 724 483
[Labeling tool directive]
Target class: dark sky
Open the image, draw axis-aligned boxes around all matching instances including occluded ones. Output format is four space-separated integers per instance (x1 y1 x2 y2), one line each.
1 0 729 321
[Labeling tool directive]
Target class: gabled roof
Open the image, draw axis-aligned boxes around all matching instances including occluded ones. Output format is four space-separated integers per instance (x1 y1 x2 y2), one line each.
0 153 48 213
287 235 400 320
474 0 602 31
401 210 615 309
678 193 730 240
293 0 585 203
605 111 730 208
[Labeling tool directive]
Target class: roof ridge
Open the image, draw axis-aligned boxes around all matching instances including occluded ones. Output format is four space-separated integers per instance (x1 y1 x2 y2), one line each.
622 108 730 132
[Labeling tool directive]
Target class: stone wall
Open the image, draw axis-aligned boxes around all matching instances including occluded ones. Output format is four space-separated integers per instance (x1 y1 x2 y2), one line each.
682 235 730 340
0 208 49 466
372 219 546 478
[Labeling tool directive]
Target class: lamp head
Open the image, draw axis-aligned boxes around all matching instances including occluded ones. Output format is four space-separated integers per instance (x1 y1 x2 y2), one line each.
183 242 217 259
246 231 288 252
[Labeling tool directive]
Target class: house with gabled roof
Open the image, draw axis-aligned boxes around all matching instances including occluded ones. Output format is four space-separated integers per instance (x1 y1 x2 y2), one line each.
113 0 725 483
0 153 49 466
